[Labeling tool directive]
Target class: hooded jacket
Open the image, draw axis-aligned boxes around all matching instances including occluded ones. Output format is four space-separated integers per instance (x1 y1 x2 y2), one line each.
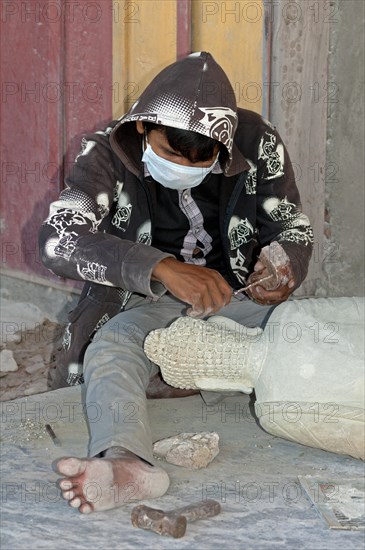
39 52 313 386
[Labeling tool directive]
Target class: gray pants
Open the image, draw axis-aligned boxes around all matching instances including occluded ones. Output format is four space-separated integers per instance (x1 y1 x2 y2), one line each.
83 293 273 463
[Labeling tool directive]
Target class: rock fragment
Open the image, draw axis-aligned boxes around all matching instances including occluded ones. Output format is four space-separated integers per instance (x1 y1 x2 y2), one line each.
24 380 48 396
0 350 19 373
153 432 219 469
25 361 45 374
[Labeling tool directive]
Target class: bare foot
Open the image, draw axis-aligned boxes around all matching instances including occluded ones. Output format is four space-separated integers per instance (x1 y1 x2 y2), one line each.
54 449 169 514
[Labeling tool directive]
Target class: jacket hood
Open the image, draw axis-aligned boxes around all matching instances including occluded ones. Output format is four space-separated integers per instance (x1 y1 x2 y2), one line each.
110 52 248 176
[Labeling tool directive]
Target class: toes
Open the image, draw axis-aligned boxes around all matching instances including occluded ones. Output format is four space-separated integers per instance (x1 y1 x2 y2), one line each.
79 502 93 514
59 479 74 491
63 489 93 513
55 457 87 477
69 497 82 509
62 489 75 500
59 478 84 504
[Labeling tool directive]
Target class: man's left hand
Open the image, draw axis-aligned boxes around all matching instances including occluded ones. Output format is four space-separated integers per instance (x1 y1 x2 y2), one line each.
245 262 295 305
244 242 296 306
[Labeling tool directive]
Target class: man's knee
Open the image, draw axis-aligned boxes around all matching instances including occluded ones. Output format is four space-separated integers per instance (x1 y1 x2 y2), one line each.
90 316 145 348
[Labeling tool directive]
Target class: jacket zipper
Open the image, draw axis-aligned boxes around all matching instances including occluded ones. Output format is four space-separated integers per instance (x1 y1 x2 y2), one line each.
139 172 156 239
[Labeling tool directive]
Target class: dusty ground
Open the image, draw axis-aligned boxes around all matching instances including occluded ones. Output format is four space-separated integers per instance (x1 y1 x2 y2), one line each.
0 319 63 401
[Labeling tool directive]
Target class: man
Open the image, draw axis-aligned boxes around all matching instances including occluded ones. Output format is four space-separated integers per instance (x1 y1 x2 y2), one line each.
39 52 313 513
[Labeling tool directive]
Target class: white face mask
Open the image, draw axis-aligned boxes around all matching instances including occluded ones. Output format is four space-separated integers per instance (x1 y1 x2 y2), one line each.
142 140 218 190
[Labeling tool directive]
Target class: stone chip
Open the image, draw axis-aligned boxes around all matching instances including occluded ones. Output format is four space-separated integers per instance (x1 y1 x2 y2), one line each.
0 350 19 373
26 361 45 374
153 431 220 469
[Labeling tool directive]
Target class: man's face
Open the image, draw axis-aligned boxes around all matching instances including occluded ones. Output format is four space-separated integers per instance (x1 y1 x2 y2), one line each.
136 121 219 168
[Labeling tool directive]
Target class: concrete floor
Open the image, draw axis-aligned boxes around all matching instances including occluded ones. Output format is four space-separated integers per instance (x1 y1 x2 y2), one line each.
1 387 364 550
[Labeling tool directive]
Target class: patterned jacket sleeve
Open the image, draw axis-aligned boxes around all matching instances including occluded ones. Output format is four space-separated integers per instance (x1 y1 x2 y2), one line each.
39 129 171 297
255 127 314 288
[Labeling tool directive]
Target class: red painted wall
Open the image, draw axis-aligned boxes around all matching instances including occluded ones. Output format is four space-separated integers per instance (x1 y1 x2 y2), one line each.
0 0 112 282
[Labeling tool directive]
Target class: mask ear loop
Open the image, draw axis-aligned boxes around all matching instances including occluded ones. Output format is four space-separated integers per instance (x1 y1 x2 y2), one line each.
143 127 149 150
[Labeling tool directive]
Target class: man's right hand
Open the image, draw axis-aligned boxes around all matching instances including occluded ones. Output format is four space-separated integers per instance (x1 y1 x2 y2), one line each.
152 257 232 318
